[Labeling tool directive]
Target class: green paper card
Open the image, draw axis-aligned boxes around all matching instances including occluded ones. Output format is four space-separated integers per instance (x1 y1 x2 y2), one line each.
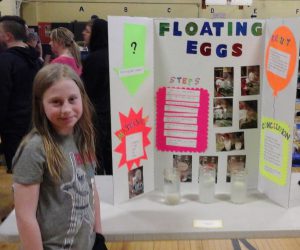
115 23 149 96
124 23 146 68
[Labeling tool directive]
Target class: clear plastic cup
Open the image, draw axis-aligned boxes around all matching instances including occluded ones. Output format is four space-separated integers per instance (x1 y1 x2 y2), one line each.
230 169 247 204
199 166 216 203
163 168 180 205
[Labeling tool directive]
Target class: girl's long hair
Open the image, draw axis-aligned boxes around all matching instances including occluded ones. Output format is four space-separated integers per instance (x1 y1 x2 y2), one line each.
20 64 96 180
50 27 82 68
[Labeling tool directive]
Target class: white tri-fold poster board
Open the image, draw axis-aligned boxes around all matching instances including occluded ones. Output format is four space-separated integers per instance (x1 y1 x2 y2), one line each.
108 16 300 207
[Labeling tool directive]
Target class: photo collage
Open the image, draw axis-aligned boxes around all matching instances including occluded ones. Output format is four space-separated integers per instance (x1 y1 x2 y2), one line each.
171 154 218 183
212 65 259 181
166 66 260 183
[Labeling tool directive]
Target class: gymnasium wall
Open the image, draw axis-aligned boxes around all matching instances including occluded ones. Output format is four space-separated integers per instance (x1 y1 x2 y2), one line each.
0 0 17 16
17 0 300 26
1 1 300 25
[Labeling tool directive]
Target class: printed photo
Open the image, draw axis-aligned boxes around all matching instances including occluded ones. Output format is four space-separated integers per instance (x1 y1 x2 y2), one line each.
226 155 246 182
292 124 300 168
214 67 234 97
292 56 300 171
216 132 245 152
199 156 218 183
213 98 233 127
128 166 144 199
297 84 300 101
296 63 300 100
241 65 260 96
173 155 192 182
295 98 300 111
295 110 300 123
239 100 258 129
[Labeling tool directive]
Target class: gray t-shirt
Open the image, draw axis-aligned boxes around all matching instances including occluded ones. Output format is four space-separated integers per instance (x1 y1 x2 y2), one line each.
13 134 96 250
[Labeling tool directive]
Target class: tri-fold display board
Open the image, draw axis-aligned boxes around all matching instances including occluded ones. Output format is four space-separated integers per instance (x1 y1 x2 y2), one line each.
108 16 300 207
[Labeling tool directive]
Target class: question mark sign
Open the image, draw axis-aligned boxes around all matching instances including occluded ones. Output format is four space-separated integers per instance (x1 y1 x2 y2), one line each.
131 42 137 54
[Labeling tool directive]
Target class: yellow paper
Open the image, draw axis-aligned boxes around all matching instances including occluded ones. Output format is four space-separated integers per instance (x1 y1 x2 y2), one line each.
259 117 291 186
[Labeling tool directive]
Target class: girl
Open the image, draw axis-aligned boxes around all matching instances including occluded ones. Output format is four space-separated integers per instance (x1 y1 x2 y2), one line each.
50 27 82 75
12 64 107 250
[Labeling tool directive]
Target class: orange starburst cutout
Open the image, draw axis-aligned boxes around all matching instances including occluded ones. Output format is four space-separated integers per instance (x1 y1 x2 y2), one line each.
114 108 151 171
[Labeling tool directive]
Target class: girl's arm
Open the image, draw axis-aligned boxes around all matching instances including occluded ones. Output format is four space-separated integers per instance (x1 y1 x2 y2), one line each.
14 183 43 250
93 183 102 233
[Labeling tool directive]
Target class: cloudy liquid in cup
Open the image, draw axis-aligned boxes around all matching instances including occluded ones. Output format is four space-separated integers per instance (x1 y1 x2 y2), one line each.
163 168 180 205
231 170 247 204
199 167 216 203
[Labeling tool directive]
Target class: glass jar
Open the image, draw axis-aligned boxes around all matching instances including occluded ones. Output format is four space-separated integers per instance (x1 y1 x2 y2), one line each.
199 165 216 203
230 169 247 204
163 168 180 205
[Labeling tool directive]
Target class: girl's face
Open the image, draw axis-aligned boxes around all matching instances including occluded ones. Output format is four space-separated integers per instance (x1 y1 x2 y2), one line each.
49 38 60 55
82 25 91 46
28 39 38 48
42 78 83 135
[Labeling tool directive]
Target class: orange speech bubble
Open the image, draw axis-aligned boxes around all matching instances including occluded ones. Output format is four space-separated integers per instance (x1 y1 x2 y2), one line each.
265 26 297 96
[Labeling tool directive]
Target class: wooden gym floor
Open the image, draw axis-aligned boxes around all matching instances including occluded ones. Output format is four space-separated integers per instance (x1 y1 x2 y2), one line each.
1 165 300 250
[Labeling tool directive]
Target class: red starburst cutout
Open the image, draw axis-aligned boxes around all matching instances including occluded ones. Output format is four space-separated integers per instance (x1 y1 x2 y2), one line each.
114 108 151 171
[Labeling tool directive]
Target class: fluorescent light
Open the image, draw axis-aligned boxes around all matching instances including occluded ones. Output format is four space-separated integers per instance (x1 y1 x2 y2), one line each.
205 0 253 5
205 0 228 5
230 0 253 5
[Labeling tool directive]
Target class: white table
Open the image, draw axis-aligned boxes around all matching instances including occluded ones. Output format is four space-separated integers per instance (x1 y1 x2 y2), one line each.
101 191 300 241
2 184 300 242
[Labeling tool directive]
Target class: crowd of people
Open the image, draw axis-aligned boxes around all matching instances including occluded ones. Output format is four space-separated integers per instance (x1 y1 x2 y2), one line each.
0 15 110 250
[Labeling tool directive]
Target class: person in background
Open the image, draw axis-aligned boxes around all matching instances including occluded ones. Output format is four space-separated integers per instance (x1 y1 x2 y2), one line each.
50 27 82 75
81 18 112 175
91 15 99 21
13 64 107 250
81 22 91 62
27 31 44 66
42 43 55 65
0 15 42 174
0 41 6 53
82 22 91 48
